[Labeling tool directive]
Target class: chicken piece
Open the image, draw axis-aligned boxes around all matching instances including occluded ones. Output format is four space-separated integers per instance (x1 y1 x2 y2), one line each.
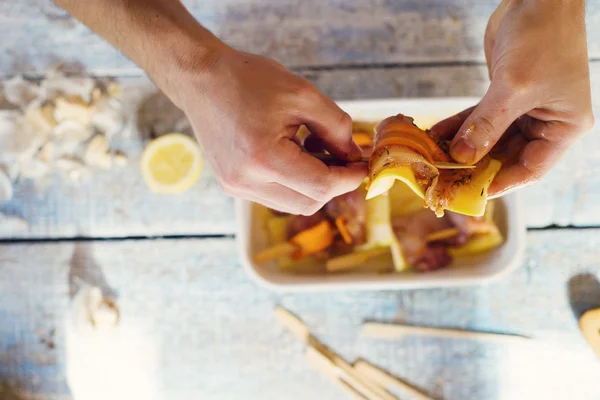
446 211 494 236
323 190 367 245
286 211 327 240
392 209 454 271
414 244 452 272
367 113 501 217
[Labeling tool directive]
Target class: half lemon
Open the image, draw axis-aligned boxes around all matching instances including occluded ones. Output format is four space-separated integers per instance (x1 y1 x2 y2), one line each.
140 133 203 194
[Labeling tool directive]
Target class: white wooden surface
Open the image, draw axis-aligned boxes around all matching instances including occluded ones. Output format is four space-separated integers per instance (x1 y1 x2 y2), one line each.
1 232 600 400
2 1 600 399
2 1 600 77
1 64 600 238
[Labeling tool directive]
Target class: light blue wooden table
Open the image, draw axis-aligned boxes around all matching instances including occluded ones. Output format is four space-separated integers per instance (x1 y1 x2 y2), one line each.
1 1 600 399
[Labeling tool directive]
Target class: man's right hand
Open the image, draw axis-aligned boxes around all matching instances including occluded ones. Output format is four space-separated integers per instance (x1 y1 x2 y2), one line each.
56 0 366 215
168 46 367 215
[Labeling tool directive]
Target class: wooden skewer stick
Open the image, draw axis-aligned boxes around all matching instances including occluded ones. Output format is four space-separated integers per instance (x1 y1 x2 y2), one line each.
275 307 397 400
305 347 367 400
306 152 475 169
274 306 311 342
306 346 395 400
354 360 435 400
362 322 530 344
432 162 476 169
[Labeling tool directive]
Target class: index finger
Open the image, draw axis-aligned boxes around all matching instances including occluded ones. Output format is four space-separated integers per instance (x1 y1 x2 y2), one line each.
265 139 367 204
488 138 569 197
430 106 476 139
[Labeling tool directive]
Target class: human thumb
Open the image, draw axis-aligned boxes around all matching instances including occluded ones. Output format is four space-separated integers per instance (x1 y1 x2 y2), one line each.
450 83 530 164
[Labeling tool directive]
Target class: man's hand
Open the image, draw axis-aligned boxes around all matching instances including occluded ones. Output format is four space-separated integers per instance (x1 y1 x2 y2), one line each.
56 0 366 215
171 47 366 215
432 0 593 197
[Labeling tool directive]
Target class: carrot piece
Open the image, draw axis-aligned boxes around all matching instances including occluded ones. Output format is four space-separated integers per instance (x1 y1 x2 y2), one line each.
290 220 335 259
335 217 353 245
352 132 373 148
376 123 450 162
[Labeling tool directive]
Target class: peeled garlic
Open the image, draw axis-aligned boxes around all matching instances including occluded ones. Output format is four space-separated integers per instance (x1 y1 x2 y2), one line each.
54 96 95 125
3 75 40 109
84 135 112 169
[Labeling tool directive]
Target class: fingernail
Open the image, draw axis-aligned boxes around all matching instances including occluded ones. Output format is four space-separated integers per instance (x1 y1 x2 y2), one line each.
347 140 363 162
450 138 476 164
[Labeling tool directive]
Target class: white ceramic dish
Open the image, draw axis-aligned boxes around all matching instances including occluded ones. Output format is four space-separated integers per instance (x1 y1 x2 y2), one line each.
236 97 527 292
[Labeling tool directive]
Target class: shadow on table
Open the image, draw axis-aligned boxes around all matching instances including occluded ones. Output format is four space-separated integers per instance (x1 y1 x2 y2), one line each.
68 242 117 301
135 91 193 141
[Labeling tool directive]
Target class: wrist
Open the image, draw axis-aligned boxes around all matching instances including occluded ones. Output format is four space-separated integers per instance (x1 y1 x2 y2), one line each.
150 27 230 109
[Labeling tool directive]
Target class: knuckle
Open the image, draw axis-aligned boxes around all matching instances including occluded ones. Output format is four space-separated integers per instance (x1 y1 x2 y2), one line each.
338 111 353 132
218 181 235 196
581 113 595 133
299 201 323 216
311 182 334 203
498 69 533 95
521 163 544 185
247 152 270 174
290 80 319 100
220 168 245 190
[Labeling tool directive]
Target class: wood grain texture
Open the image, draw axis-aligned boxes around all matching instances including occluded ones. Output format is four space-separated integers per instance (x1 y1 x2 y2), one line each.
1 231 600 399
1 63 600 238
2 1 600 76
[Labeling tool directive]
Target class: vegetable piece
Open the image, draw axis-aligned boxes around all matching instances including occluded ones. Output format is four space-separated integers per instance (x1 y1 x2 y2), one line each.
374 120 450 163
448 229 503 257
254 242 298 264
367 146 437 200
425 157 501 217
326 247 390 272
425 228 460 243
334 217 353 245
267 215 294 267
289 220 335 259
352 132 373 148
359 194 407 271
367 114 501 217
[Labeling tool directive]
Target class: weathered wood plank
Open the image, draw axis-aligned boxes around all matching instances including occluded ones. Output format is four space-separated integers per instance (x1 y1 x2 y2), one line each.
1 230 600 399
1 63 599 238
2 1 600 76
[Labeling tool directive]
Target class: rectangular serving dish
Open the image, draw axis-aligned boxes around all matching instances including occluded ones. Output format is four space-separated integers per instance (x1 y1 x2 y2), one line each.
236 98 526 292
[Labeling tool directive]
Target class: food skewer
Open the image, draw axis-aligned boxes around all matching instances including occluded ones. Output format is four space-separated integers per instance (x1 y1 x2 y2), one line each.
306 346 386 400
362 322 530 344
306 151 475 169
305 347 366 400
353 360 435 400
276 307 396 400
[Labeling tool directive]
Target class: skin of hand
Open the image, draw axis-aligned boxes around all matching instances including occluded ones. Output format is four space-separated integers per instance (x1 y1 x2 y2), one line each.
431 0 594 197
174 47 367 215
56 0 366 215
